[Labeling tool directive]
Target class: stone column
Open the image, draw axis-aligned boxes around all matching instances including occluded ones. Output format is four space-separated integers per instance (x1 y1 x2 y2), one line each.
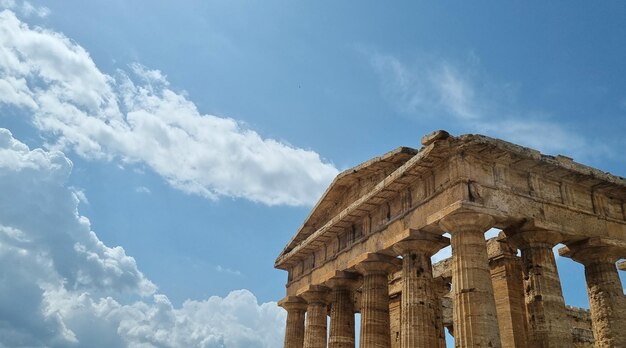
559 238 626 348
355 253 400 348
392 230 449 348
505 228 572 348
326 272 359 348
439 212 501 348
434 278 451 348
302 285 330 348
279 296 308 348
487 236 529 348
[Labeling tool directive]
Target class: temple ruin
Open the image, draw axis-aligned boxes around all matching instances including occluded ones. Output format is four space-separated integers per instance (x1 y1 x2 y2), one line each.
275 131 626 348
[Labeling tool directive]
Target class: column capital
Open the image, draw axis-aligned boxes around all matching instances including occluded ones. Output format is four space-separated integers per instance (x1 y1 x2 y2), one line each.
300 285 330 305
559 238 626 264
324 271 361 290
392 229 450 256
278 296 308 311
354 253 401 275
503 227 562 249
439 212 494 235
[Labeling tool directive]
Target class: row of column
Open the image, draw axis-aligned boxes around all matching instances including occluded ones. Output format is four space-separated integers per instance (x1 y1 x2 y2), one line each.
280 212 626 348
279 230 449 348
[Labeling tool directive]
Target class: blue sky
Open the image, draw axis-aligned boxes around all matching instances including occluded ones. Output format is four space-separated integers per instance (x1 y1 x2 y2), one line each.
0 1 625 347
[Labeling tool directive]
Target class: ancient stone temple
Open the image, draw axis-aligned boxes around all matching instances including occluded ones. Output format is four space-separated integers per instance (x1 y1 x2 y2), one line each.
274 131 626 348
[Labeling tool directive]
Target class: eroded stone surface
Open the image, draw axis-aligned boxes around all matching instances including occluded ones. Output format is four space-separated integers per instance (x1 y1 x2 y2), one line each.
276 131 626 347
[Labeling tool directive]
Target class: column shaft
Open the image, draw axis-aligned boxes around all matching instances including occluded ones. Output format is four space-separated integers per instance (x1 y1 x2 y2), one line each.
285 309 306 347
452 229 501 347
329 288 355 348
488 239 529 348
559 238 626 348
355 254 399 348
441 213 501 348
279 297 307 348
302 286 330 348
401 251 438 347
584 261 626 348
360 272 392 348
521 243 571 347
392 232 449 348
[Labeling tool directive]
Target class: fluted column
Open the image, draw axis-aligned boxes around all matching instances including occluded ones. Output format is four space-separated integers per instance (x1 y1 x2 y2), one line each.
327 272 359 348
439 212 501 348
505 228 572 348
392 230 449 348
487 236 529 348
559 238 626 348
302 285 330 348
279 296 308 348
355 253 400 348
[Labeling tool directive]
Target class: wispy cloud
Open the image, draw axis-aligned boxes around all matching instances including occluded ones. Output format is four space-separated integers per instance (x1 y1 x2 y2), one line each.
367 50 617 162
215 265 242 276
0 10 338 206
0 0 49 18
134 186 151 194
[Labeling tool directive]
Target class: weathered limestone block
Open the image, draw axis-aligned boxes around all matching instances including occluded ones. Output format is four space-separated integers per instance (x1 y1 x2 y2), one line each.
560 238 626 348
301 285 330 348
567 306 595 347
355 253 400 348
439 212 502 348
326 272 360 348
487 236 529 348
505 228 572 348
278 296 308 348
392 230 449 348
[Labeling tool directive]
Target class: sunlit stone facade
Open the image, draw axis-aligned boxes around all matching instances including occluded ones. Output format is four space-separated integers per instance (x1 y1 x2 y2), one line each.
276 131 626 347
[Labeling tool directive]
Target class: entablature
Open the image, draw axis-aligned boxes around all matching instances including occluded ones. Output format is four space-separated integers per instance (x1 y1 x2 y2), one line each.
276 132 626 293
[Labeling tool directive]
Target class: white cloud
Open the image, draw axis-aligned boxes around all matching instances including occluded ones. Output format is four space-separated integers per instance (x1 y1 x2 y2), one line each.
0 128 286 347
135 186 151 194
0 10 338 206
0 0 48 18
21 1 49 18
215 265 242 276
368 50 614 161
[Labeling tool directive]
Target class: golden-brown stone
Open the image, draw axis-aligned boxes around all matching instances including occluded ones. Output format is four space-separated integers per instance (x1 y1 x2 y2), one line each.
487 236 529 348
326 272 360 348
275 131 626 347
440 212 502 348
506 228 572 348
278 296 308 348
301 285 330 348
559 238 626 348
355 253 400 348
392 231 449 348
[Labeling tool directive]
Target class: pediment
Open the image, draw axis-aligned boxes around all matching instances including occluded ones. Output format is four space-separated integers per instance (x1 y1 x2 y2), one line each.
277 146 419 258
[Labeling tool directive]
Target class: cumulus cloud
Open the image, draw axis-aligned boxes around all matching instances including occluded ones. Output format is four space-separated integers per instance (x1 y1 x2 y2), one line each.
368 50 614 160
0 10 338 206
0 128 285 347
